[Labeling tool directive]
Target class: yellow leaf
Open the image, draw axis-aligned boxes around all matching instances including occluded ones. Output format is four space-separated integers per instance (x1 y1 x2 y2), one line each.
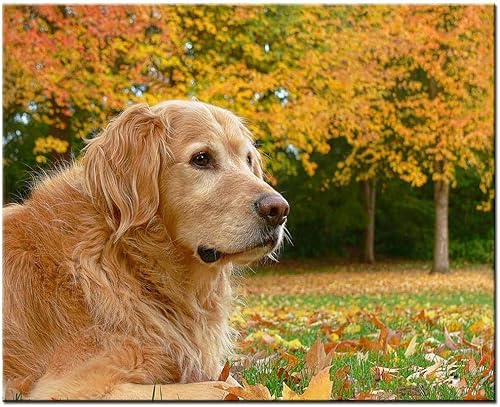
282 366 332 400
404 334 418 358
284 338 305 350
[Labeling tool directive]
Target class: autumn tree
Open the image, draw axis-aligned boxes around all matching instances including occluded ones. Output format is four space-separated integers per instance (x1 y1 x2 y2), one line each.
388 6 494 273
169 5 333 178
289 6 406 263
4 5 330 198
296 6 493 268
3 5 189 201
324 6 403 264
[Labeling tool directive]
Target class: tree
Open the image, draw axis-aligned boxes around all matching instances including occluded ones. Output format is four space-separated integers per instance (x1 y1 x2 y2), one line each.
293 6 493 268
3 5 189 201
293 6 407 263
3 5 330 199
389 6 494 273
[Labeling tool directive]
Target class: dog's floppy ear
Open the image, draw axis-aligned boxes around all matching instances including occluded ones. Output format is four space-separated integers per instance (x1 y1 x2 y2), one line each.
83 103 168 241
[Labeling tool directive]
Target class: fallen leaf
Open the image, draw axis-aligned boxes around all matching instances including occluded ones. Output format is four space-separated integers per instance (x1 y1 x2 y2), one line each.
332 322 348 337
359 336 383 352
218 361 230 382
478 343 493 369
424 352 446 363
469 317 492 335
413 309 437 326
465 356 477 373
404 334 418 357
333 364 352 396
464 388 488 400
327 340 358 353
335 364 350 380
278 350 299 368
460 336 481 351
220 379 273 400
355 389 396 400
305 337 334 375
407 360 443 381
282 366 333 400
284 338 305 350
372 366 399 382
444 326 459 351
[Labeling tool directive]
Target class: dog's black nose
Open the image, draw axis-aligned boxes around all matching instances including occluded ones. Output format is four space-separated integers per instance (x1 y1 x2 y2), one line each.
255 194 289 226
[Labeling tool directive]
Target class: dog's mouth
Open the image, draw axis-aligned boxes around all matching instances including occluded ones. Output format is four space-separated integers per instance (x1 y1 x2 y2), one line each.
197 237 277 264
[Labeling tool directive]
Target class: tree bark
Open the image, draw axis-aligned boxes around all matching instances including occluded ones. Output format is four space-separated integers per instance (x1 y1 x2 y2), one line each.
431 178 450 274
362 178 376 264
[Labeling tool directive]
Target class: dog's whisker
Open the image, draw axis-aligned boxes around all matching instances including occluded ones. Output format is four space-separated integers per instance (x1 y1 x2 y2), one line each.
283 227 294 246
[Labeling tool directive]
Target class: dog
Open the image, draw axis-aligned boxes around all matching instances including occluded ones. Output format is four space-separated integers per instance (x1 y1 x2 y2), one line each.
3 100 289 399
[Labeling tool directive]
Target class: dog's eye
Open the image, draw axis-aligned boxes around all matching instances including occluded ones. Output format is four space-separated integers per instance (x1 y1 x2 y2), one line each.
247 154 252 167
191 152 211 168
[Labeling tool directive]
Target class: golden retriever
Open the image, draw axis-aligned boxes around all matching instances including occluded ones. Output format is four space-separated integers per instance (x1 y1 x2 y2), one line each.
3 100 289 400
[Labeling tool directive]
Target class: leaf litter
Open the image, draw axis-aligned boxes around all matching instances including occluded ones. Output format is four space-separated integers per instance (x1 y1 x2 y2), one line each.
222 265 493 400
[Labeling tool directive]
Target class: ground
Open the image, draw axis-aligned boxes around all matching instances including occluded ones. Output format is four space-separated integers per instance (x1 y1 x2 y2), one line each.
225 261 494 400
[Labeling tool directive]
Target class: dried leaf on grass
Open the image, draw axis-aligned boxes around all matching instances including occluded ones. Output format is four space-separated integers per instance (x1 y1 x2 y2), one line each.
282 366 333 400
444 326 459 351
218 361 230 382
305 337 335 375
220 379 273 400
372 366 400 382
277 349 299 368
355 389 396 400
404 334 418 357
232 266 493 400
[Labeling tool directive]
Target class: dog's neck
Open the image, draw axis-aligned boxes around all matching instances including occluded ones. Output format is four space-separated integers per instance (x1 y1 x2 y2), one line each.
119 221 234 310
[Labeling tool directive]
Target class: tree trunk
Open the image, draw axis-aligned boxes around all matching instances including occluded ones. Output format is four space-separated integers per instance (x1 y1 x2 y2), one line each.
362 178 376 264
431 179 450 274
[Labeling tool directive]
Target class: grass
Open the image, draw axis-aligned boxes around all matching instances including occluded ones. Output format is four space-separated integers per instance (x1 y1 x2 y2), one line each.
229 261 494 400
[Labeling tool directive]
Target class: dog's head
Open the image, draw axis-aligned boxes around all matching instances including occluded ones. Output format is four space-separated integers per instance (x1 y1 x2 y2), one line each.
83 101 289 266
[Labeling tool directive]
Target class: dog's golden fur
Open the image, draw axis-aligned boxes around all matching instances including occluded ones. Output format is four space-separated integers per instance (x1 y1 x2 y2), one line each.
3 100 288 399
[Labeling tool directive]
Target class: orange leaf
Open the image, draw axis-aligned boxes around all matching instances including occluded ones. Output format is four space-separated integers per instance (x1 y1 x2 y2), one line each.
371 366 399 382
278 350 299 368
329 340 358 353
359 336 383 352
335 364 350 380
465 356 477 374
219 379 272 400
464 388 488 400
218 361 230 382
